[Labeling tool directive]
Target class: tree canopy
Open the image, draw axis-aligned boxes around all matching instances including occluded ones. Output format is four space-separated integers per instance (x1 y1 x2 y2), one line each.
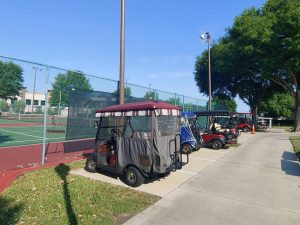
212 95 237 113
50 71 92 107
143 90 159 100
259 93 295 119
195 0 300 130
113 86 132 97
0 61 24 99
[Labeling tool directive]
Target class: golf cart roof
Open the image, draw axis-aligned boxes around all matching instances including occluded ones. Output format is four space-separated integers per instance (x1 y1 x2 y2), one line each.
193 110 230 116
95 100 181 117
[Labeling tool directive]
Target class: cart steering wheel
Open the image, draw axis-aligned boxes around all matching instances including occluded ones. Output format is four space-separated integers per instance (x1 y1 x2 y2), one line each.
111 128 122 137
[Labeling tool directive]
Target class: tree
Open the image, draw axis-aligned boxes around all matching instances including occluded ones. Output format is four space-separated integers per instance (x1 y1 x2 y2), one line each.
50 71 92 107
213 95 237 113
195 40 277 125
259 93 295 119
195 0 299 128
143 91 159 100
113 86 132 97
0 100 10 112
226 0 300 130
12 100 25 114
0 61 23 99
166 96 181 106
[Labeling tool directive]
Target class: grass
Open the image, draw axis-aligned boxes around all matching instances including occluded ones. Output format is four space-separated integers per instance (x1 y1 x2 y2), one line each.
290 136 300 155
227 143 241 148
0 160 160 225
277 125 293 132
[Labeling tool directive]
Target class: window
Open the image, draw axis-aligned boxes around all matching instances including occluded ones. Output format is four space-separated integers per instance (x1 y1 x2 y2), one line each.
157 116 180 136
26 99 31 105
41 100 45 106
34 100 39 106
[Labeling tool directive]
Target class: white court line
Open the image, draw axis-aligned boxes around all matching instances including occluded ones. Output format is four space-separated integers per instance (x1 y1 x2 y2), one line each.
189 157 217 162
1 136 66 145
0 128 42 138
0 137 67 149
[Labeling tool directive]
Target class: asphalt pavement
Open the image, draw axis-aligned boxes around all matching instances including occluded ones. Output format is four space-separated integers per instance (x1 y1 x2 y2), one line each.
124 129 300 225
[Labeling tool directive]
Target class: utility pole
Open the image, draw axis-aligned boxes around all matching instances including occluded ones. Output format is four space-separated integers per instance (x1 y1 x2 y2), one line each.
200 32 212 110
207 32 212 111
119 0 125 104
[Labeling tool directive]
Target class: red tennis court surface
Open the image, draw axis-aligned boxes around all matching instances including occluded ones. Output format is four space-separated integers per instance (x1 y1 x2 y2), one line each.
0 138 94 172
0 138 94 192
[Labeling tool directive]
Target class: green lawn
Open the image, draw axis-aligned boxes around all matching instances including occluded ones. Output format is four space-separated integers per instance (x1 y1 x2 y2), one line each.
0 160 159 225
290 136 300 155
0 125 66 147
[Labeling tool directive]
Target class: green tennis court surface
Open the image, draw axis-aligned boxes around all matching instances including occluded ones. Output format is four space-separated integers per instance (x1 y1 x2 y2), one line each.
0 125 66 147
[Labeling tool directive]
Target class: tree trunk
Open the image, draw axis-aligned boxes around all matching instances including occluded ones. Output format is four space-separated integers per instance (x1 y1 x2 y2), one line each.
294 91 300 132
251 106 258 129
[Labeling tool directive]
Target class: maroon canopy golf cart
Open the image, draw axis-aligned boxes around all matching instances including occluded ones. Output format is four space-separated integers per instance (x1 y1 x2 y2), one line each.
85 100 183 187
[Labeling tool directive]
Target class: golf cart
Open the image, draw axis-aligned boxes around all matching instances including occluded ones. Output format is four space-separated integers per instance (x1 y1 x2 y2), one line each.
85 100 183 187
193 110 239 145
180 112 204 154
234 112 253 132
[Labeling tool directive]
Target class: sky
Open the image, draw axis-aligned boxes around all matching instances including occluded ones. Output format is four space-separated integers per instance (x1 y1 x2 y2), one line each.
0 0 266 111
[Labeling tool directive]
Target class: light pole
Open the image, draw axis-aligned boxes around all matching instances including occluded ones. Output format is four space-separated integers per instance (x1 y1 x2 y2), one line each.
119 0 125 104
32 66 42 113
200 32 212 110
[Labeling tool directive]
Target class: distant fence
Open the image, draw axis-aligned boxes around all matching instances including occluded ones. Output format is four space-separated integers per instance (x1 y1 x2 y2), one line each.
0 55 224 172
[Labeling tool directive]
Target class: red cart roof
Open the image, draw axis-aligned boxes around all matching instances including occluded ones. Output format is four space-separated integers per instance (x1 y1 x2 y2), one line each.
95 100 181 117
96 100 181 113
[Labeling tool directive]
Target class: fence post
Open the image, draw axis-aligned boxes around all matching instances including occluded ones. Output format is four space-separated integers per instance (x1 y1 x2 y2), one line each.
174 93 177 105
42 66 49 164
182 95 185 111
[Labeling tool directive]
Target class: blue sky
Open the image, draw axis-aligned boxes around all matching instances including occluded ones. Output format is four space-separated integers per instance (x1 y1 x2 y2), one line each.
0 0 266 111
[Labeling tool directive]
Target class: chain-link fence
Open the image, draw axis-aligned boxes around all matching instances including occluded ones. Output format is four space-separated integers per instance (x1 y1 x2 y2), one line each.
0 55 224 172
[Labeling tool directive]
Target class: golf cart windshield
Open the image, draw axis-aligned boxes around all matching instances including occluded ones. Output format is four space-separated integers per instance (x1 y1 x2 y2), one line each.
158 115 180 136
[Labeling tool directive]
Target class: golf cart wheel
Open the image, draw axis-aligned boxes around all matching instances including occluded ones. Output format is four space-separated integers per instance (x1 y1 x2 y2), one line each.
180 143 193 154
124 166 145 187
211 139 222 150
242 126 249 132
85 157 97 173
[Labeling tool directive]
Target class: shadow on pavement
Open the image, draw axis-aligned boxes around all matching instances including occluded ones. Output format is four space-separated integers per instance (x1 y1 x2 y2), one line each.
281 151 300 177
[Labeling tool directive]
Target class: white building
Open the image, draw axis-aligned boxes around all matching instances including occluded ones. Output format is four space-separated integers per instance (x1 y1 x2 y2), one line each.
5 88 47 113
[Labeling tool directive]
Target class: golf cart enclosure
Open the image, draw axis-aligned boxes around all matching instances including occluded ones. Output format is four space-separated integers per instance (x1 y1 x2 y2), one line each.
94 100 182 177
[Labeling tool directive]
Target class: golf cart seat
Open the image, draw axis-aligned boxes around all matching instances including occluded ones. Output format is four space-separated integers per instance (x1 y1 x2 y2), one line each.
210 123 230 133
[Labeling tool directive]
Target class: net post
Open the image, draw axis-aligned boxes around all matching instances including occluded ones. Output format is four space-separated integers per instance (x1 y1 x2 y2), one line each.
42 66 49 164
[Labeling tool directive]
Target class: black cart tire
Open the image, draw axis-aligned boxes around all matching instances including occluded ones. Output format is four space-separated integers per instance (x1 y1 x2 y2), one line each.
180 143 193 154
85 157 97 173
211 139 222 150
124 166 145 187
242 126 249 132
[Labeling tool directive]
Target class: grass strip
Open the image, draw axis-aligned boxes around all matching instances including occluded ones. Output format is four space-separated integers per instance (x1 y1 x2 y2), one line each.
0 160 159 225
290 136 300 155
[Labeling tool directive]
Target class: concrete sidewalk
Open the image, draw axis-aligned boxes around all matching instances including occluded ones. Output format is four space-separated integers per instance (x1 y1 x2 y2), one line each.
71 133 254 197
124 129 300 225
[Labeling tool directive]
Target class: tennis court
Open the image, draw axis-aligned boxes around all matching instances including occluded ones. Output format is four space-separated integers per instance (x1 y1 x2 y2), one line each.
0 118 66 147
